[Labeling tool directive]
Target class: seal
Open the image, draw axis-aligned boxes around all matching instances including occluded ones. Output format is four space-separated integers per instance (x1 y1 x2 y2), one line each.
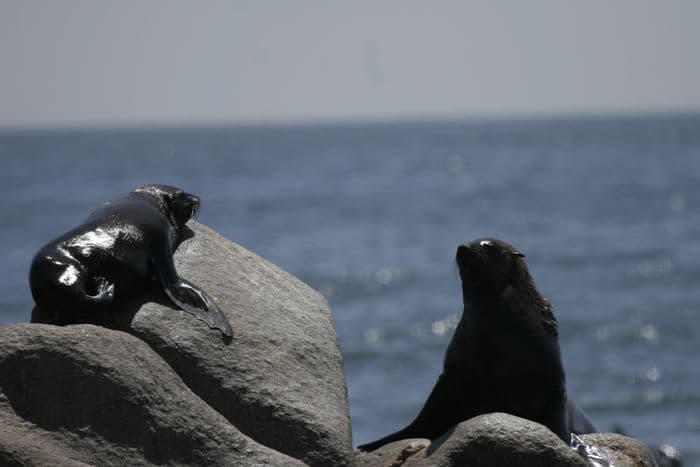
358 238 599 452
29 184 233 337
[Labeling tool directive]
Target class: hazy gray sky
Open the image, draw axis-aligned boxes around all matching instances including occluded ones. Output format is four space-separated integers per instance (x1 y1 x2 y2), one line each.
1 1 699 127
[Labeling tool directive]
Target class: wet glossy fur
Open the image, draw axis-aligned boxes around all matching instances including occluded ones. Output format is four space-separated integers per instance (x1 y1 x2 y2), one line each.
29 184 232 337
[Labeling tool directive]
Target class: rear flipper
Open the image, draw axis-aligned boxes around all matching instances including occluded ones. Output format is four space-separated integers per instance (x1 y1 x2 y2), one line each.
86 276 115 303
164 278 233 337
30 256 115 324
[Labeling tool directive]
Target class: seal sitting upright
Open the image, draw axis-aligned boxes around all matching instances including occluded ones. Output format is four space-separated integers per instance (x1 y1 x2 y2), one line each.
358 239 605 464
29 184 233 337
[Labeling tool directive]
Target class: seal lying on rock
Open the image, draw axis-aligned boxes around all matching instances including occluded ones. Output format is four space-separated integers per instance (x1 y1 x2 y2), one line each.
358 239 608 465
29 184 233 337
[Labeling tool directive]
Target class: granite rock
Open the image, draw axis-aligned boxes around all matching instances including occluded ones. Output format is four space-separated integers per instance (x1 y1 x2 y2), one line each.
581 433 658 467
0 323 302 466
355 413 658 467
126 222 353 466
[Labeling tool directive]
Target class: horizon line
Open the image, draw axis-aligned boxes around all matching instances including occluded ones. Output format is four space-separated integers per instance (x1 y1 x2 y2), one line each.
1 109 699 134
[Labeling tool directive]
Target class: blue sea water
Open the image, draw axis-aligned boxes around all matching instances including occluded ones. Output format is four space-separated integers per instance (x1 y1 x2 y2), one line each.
1 115 699 462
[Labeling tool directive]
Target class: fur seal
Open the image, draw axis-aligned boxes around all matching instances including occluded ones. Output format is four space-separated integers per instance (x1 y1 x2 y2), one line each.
29 184 233 337
358 238 599 453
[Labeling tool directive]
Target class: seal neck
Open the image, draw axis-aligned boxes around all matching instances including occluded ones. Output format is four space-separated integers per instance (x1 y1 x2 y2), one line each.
461 282 559 338
131 191 180 231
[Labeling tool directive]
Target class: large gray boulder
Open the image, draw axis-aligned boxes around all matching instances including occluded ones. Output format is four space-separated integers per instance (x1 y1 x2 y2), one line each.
125 222 353 466
355 413 657 467
15 221 352 465
0 323 302 466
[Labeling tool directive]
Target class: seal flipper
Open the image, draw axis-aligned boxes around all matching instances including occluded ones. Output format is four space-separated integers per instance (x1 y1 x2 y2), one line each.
164 278 233 337
151 245 233 337
29 255 116 325
86 276 115 303
358 373 471 451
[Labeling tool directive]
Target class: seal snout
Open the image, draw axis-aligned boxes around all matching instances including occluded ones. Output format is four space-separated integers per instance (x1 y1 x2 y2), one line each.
456 244 469 257
455 244 473 266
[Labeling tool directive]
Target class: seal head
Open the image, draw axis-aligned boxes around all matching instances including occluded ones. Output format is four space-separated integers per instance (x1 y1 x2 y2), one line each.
456 238 556 335
133 184 200 230
456 238 525 294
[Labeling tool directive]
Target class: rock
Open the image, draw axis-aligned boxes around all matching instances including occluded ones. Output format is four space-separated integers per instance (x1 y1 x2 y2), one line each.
581 433 658 467
125 222 353 466
354 439 430 467
415 413 591 467
0 323 302 466
354 414 662 467
355 413 587 467
0 421 92 467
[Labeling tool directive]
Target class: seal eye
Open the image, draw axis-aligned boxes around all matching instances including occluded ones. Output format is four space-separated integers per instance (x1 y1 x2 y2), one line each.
479 240 494 248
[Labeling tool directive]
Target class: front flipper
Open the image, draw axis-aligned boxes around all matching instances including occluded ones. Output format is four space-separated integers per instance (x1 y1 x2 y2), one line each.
151 241 233 337
164 278 233 337
357 373 472 451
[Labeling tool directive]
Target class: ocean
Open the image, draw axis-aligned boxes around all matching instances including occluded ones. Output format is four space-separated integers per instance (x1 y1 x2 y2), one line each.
1 114 699 462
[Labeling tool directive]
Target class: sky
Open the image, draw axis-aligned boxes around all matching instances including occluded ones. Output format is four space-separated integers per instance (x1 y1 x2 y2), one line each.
1 0 699 128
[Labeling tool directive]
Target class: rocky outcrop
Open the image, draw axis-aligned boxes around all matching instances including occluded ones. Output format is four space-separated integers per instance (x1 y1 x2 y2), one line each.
0 324 302 466
14 221 353 466
354 413 658 467
127 222 353 466
7 221 664 467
